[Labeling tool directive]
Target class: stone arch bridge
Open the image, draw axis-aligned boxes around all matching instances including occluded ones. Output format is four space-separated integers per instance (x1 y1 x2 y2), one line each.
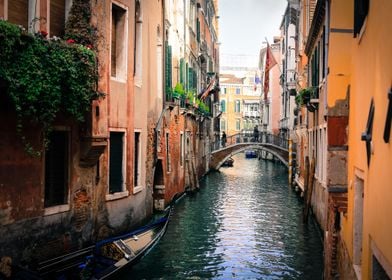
210 133 290 170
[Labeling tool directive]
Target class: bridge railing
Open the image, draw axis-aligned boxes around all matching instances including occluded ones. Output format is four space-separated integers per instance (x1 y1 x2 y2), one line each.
212 132 288 152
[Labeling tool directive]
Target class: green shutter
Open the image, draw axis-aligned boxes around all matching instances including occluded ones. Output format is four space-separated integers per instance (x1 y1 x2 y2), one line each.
185 63 189 90
188 67 193 90
180 58 184 84
193 69 197 90
165 42 172 98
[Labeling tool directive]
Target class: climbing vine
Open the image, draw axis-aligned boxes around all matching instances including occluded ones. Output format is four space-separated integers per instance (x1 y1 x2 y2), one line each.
0 2 103 156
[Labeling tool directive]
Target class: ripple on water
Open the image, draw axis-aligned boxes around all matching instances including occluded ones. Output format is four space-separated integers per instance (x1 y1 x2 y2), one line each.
127 154 323 280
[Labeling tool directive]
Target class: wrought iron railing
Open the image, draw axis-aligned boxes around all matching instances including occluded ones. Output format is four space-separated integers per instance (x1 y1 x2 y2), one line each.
211 132 288 152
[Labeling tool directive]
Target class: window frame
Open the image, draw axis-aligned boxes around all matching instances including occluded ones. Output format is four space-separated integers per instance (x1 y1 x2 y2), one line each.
44 127 71 215
106 129 129 201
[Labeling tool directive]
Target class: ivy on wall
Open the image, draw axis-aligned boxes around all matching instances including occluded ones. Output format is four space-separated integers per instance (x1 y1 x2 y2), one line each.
0 2 103 156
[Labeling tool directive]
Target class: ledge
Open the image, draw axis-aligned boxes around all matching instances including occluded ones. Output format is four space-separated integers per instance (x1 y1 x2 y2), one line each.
105 190 129 201
44 204 70 216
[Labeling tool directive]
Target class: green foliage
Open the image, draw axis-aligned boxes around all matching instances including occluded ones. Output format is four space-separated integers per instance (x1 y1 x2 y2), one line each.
295 87 316 106
172 83 186 98
0 20 103 156
64 0 97 48
195 98 210 115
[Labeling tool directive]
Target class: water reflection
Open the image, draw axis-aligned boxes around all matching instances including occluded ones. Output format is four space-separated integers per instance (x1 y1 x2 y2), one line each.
126 154 323 279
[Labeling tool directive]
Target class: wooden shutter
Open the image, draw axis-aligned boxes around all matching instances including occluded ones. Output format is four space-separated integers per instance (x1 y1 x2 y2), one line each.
165 42 172 96
45 131 69 207
50 0 66 37
196 19 200 42
180 58 185 84
109 132 124 193
8 0 28 29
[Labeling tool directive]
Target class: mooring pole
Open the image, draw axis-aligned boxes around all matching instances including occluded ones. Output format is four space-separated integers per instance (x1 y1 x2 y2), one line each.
288 138 293 186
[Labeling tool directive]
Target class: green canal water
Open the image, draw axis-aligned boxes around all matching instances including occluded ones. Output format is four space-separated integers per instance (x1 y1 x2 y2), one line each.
123 154 323 279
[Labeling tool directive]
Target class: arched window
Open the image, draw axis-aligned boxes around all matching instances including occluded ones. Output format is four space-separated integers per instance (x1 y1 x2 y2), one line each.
220 100 226 112
234 100 241 112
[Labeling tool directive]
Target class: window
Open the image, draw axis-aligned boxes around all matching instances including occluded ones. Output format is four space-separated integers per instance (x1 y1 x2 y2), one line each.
180 132 184 167
8 0 29 29
45 130 69 207
165 41 172 97
134 131 141 187
111 3 127 79
236 87 241 94
372 255 391 280
109 132 125 193
223 87 227 94
166 132 171 172
220 100 226 112
354 0 369 37
220 119 226 131
134 0 142 81
50 0 66 37
235 119 241 131
234 100 241 113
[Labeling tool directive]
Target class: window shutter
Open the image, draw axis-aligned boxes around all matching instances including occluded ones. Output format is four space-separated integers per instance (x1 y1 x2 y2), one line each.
196 19 200 42
50 0 66 37
165 42 172 95
180 58 185 84
185 63 189 90
188 67 193 90
168 45 172 89
8 0 28 29
193 69 197 90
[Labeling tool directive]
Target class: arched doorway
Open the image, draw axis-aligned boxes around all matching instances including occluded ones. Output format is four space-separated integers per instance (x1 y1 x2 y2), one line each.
153 159 165 211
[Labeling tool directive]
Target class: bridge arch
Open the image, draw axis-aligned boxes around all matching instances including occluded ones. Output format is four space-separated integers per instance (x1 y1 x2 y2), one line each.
210 143 288 170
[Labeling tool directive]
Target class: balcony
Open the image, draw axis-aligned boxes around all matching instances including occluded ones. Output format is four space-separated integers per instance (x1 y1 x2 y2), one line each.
243 111 260 118
279 118 289 130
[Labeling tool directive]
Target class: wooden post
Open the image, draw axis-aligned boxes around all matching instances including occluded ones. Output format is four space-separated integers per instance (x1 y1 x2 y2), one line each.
288 138 293 185
303 156 315 222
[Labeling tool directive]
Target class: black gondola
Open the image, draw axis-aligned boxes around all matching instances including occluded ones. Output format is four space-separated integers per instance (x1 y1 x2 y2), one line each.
23 207 172 280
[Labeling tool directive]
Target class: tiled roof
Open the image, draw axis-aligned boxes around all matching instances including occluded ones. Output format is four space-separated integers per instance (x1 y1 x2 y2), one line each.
219 74 244 85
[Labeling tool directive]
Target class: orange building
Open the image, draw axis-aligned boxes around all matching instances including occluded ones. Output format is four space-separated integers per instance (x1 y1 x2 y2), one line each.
339 0 392 278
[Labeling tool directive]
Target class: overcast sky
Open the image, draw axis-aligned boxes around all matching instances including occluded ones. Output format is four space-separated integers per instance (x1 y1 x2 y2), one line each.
219 0 287 67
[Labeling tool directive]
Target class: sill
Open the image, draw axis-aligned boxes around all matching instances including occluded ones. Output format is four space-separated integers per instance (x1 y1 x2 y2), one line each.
134 77 142 88
105 190 129 201
353 264 361 280
133 185 144 194
110 76 127 83
44 204 70 216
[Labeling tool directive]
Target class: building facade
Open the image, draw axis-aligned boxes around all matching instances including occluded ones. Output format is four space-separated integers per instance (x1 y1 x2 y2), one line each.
219 72 261 138
0 0 219 274
291 0 392 279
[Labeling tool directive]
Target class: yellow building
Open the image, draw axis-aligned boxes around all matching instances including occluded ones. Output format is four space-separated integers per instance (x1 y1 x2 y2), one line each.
294 0 392 278
219 72 261 137
339 0 392 279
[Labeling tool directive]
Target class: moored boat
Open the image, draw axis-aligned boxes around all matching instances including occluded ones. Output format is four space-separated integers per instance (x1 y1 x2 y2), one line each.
23 207 172 280
222 157 234 167
245 150 257 158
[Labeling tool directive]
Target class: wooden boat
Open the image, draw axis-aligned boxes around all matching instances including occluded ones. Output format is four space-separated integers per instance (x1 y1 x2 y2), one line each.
245 150 257 158
26 207 172 280
222 157 234 167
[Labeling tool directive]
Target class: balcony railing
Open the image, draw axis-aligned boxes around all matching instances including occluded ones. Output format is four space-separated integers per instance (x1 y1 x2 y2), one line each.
211 132 288 152
243 111 260 118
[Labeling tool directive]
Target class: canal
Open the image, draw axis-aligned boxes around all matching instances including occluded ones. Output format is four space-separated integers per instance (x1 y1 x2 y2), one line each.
125 154 324 279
